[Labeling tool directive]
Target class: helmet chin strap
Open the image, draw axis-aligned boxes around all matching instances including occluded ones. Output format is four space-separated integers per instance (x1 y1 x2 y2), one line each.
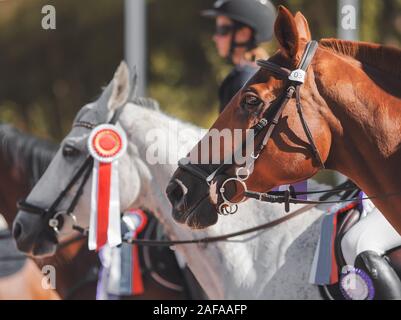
227 24 256 65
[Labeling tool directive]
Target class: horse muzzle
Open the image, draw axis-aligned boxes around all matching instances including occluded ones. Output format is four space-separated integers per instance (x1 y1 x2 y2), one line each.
166 179 218 229
13 210 57 256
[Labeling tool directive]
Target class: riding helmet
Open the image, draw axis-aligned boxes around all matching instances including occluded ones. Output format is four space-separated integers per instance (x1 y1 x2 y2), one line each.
202 0 276 44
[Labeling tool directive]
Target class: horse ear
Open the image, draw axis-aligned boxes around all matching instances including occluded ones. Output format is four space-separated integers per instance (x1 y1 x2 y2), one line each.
129 65 139 101
127 65 160 111
274 6 300 61
107 61 131 112
294 12 312 42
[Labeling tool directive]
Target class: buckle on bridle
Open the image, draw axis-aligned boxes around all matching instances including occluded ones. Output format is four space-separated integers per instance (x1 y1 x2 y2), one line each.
250 152 260 160
236 167 251 181
218 203 238 216
48 211 78 235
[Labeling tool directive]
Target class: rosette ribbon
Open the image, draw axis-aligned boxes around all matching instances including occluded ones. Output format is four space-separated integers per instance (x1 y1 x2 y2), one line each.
87 124 127 251
121 209 148 295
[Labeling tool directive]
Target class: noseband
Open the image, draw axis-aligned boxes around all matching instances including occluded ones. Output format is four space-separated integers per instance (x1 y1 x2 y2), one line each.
17 107 126 240
179 41 325 215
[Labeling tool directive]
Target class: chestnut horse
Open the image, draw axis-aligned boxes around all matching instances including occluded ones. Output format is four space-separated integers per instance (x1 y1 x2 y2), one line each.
167 6 401 234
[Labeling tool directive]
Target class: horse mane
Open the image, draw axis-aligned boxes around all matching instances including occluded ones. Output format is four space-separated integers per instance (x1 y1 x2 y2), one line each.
131 96 160 111
319 39 401 80
0 124 58 186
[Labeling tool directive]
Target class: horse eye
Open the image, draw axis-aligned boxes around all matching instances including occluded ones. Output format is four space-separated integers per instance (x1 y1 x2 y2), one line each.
62 145 80 157
241 94 264 112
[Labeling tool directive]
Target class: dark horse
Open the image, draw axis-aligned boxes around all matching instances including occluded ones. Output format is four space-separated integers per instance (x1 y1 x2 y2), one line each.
167 6 401 235
0 123 98 299
0 122 199 299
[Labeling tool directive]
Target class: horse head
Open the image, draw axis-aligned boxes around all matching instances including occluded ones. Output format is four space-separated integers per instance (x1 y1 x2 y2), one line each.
167 6 333 229
13 62 141 256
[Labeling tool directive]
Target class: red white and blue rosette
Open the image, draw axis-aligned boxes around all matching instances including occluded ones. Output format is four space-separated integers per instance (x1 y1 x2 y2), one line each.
121 209 148 295
87 124 127 251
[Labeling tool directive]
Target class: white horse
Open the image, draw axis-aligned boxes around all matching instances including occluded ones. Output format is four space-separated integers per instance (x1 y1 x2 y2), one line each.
14 62 337 299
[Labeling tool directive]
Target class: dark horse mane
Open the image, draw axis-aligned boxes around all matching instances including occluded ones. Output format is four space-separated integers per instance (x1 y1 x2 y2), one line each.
319 39 401 80
0 124 58 186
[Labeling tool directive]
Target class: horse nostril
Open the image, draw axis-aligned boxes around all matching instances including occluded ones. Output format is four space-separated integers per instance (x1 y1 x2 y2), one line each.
13 221 22 240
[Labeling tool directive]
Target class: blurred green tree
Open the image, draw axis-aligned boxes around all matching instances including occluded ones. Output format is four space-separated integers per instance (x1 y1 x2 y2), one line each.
0 0 399 142
0 0 124 140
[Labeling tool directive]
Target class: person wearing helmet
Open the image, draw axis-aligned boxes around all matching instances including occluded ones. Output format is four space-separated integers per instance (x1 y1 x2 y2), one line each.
202 0 276 113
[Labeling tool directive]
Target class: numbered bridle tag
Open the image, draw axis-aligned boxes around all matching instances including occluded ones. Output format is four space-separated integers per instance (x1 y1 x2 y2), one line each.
289 69 306 83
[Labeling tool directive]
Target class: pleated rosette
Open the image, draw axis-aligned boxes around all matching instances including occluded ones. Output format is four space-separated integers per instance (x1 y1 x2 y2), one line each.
87 124 127 251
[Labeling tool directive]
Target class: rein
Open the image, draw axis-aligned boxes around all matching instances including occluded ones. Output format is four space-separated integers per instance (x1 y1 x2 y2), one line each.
19 202 321 248
123 203 319 247
8 180 396 251
58 182 352 248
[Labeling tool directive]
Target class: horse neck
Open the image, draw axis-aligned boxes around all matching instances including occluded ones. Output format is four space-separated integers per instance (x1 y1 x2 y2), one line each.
119 104 323 298
0 129 29 226
0 179 26 226
0 125 57 225
119 104 224 298
314 46 401 229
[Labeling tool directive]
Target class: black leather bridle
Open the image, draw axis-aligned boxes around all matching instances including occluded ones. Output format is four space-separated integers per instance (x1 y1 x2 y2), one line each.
178 41 325 215
17 107 126 240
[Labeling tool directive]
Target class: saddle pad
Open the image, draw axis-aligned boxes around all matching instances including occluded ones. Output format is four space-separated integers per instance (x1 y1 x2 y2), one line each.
309 202 359 285
0 229 26 278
